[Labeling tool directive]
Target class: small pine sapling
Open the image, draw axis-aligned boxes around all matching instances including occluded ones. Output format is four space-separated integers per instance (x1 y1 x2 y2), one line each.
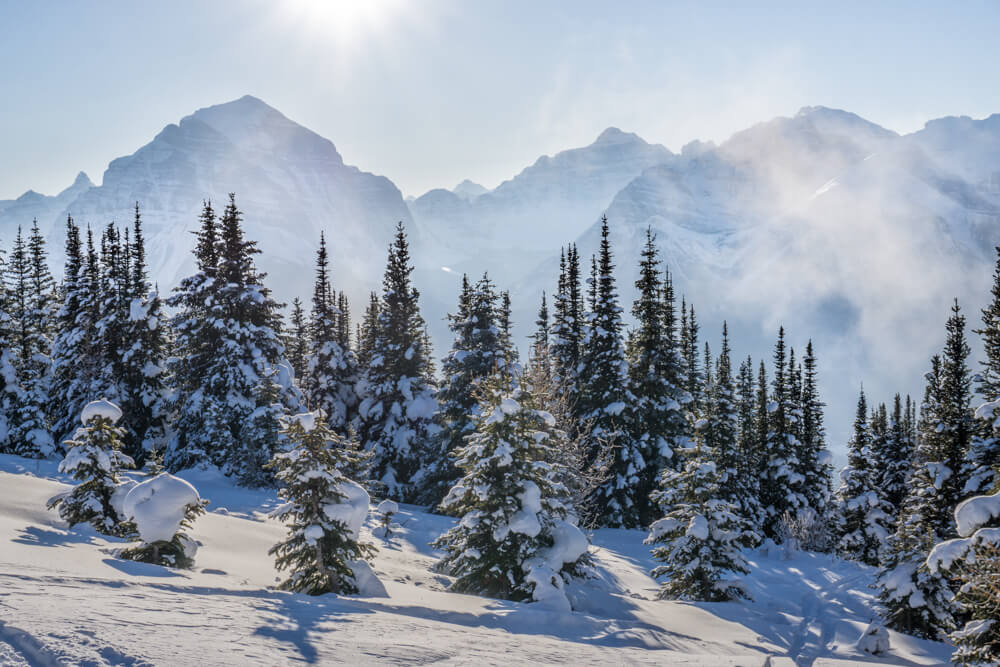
47 400 135 537
268 412 377 595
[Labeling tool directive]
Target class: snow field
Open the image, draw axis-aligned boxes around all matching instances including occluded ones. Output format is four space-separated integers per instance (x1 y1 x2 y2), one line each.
0 455 951 666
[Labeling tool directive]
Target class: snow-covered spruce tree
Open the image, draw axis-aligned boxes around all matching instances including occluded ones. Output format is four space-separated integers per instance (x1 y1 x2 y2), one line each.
0 263 22 452
118 205 169 464
680 300 703 413
625 229 689 526
876 482 958 640
549 244 583 390
167 196 301 479
576 217 643 528
918 301 975 540
925 484 1000 665
799 341 832 519
3 223 55 457
834 388 892 565
704 323 760 546
235 375 288 487
50 218 98 446
119 473 207 569
735 355 763 524
531 291 550 367
646 435 750 601
760 328 809 539
967 247 1000 499
432 368 590 609
425 273 507 507
878 394 915 525
268 412 377 595
303 233 357 435
875 353 964 640
284 296 309 382
47 400 135 536
356 291 379 370
356 222 437 501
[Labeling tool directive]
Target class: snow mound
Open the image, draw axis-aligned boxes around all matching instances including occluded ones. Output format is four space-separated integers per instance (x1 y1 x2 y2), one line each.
287 412 317 432
80 400 123 425
954 490 1000 537
377 499 398 516
856 622 890 656
523 518 589 612
122 473 201 543
348 559 388 598
324 479 370 541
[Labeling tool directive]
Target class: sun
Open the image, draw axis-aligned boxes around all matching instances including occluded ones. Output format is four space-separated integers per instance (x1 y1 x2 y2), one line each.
276 0 408 52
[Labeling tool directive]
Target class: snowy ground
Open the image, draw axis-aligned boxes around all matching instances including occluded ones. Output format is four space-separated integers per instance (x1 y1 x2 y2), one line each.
0 454 951 666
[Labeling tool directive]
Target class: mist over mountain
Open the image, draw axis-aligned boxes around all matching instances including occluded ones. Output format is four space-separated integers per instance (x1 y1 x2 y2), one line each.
2 96 998 456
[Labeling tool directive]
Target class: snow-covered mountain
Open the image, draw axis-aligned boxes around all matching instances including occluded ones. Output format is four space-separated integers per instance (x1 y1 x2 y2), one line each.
2 97 999 453
0 95 412 309
0 171 94 234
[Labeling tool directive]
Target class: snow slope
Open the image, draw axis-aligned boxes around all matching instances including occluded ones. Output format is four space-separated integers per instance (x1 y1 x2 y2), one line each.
0 454 950 666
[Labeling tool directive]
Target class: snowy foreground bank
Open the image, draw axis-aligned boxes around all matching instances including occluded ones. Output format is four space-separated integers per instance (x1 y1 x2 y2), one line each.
0 455 950 666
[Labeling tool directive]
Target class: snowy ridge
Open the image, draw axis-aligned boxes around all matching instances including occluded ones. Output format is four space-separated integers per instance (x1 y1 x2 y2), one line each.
0 454 950 665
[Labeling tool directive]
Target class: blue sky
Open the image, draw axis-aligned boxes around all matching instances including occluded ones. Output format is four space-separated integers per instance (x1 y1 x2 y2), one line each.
1 1 998 199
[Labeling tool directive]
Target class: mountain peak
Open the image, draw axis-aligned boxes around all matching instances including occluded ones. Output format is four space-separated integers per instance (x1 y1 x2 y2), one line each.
593 127 642 145
72 171 93 188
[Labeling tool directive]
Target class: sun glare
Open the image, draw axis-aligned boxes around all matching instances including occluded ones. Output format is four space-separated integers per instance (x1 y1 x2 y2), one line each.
276 0 407 52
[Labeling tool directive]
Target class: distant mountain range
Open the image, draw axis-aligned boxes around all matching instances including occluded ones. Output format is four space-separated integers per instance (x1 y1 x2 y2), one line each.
3 96 999 453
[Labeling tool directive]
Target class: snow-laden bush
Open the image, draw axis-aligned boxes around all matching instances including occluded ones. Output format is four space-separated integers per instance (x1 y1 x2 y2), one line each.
47 400 135 537
856 622 890 656
118 473 207 568
776 508 833 554
373 499 400 539
268 412 378 595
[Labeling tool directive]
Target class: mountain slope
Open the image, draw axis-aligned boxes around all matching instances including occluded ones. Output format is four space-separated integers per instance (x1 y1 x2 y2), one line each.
0 453 951 665
1 96 412 308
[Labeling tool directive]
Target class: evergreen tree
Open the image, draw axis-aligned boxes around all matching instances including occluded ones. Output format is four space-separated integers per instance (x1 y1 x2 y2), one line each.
356 291 380 370
118 204 169 464
357 222 437 500
576 217 642 528
967 247 1000 498
284 297 309 381
876 353 963 641
4 224 54 457
50 217 96 446
680 300 702 411
876 497 957 640
47 401 134 536
647 434 750 601
761 327 809 538
167 196 299 480
268 413 377 595
625 229 689 525
916 301 975 539
703 323 760 546
426 273 507 506
736 355 762 521
433 369 590 607
835 388 892 565
550 245 583 389
799 341 832 518
879 394 915 523
303 234 356 434
927 484 1000 664
532 291 549 364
